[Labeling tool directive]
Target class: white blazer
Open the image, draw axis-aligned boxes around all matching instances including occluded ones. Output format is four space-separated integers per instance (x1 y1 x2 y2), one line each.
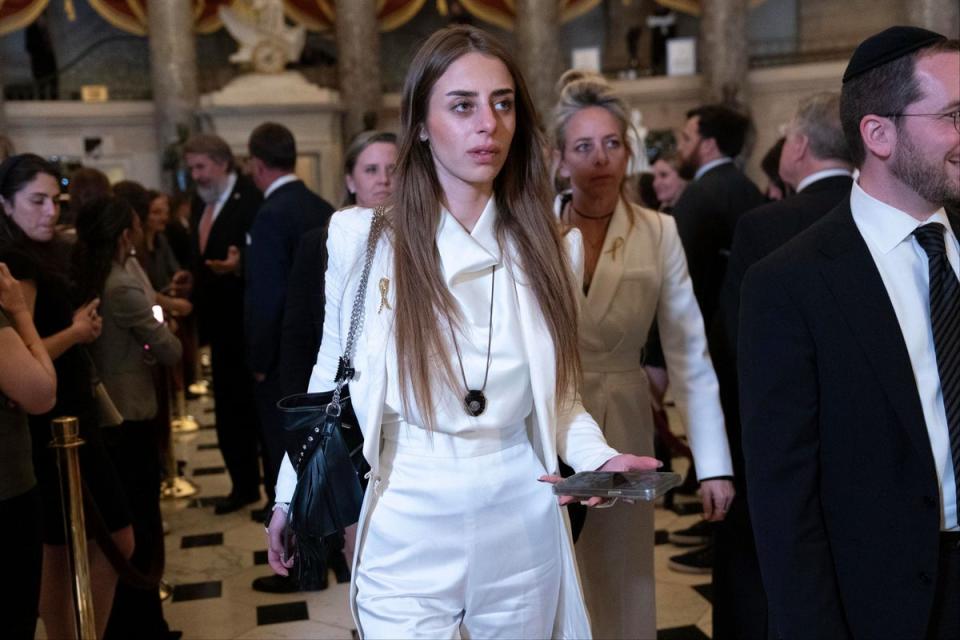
277 205 619 638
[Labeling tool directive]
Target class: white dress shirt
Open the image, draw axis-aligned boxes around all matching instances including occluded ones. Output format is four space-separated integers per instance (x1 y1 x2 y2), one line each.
851 181 960 530
207 172 238 226
263 174 298 200
381 197 535 452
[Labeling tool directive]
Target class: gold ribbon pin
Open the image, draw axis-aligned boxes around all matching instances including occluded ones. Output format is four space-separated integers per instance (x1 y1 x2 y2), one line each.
378 277 392 313
605 237 625 261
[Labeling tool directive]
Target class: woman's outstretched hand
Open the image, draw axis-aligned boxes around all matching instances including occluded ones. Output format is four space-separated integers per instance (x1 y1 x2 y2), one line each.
539 454 662 507
266 507 295 576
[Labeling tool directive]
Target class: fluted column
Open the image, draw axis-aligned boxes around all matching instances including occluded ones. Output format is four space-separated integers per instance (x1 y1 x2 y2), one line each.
699 0 750 105
148 0 198 186
335 0 382 141
906 0 960 37
515 0 562 124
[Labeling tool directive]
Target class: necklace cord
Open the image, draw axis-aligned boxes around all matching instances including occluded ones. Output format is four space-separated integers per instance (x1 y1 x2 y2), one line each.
447 263 496 394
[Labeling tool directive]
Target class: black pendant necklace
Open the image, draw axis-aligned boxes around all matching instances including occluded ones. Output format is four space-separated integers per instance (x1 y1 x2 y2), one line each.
446 265 496 417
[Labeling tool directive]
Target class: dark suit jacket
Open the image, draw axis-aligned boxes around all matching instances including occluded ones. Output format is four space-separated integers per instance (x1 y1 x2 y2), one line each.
190 174 261 344
278 225 328 397
714 174 853 482
738 202 960 640
672 161 765 326
244 180 333 376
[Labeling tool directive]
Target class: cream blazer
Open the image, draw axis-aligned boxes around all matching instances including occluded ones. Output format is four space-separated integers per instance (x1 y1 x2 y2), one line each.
557 196 733 479
276 205 619 638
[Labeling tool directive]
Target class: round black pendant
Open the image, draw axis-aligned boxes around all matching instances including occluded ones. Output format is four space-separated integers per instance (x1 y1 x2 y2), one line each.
464 390 486 416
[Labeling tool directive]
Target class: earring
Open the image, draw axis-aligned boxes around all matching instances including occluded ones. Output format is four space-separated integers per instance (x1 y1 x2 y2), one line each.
419 130 428 142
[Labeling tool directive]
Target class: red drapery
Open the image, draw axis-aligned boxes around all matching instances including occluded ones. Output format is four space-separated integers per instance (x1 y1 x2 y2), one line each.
285 0 426 32
86 0 236 35
0 0 51 36
448 0 601 31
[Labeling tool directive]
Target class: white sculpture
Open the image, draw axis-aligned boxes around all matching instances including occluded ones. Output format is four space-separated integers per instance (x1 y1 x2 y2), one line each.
627 108 649 176
219 0 306 74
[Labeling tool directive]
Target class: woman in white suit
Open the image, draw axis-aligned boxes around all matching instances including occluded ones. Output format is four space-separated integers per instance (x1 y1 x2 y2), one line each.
266 26 659 639
552 73 736 639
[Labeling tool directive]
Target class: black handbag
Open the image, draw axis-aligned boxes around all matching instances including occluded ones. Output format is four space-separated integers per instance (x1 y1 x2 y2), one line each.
277 206 385 588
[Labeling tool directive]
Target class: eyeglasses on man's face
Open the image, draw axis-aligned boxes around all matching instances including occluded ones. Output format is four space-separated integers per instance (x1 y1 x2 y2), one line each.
883 109 960 133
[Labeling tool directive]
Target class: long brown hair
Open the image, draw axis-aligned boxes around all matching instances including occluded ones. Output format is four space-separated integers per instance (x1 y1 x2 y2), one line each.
392 25 581 426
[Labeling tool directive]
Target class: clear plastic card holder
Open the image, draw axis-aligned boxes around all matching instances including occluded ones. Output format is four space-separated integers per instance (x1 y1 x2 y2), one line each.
551 471 683 501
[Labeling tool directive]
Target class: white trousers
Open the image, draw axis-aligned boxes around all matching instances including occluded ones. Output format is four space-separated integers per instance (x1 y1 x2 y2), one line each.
356 427 563 639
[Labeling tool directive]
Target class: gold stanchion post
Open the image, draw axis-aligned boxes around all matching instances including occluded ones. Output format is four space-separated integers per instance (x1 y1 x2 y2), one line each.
50 416 96 639
162 367 199 499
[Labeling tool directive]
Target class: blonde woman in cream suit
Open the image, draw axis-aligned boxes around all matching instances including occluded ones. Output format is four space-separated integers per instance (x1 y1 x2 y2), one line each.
552 73 735 639
266 27 661 639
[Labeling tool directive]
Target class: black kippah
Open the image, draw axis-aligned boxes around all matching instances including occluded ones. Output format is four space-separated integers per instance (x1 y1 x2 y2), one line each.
843 26 947 83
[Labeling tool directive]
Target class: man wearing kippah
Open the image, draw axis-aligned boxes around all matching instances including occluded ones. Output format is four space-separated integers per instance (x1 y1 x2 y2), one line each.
739 26 959 640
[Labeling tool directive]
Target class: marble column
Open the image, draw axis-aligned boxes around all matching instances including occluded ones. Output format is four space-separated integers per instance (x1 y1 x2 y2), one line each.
515 0 562 124
699 0 750 105
147 0 198 184
906 0 960 37
335 0 382 142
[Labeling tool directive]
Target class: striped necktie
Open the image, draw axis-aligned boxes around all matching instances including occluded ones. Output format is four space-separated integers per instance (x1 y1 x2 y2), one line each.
913 222 960 499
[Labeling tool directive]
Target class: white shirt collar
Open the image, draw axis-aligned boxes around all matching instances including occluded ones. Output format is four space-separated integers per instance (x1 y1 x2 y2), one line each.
694 157 733 181
215 172 238 209
264 174 299 199
850 180 952 255
436 197 501 287
796 168 853 193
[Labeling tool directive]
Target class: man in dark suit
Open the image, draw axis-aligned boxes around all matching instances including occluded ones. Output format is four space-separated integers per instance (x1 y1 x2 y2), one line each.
667 104 763 574
740 28 960 640
673 104 766 329
244 123 333 508
184 134 263 515
710 92 853 640
244 123 334 593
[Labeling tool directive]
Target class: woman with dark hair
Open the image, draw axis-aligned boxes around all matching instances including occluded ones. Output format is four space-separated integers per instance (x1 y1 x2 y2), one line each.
0 260 56 640
267 26 658 638
341 131 398 207
0 154 133 640
74 196 182 638
760 136 790 201
651 148 688 213
552 72 734 638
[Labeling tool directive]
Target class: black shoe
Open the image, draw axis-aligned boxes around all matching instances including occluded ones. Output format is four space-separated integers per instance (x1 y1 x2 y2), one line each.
213 492 259 515
668 519 714 547
668 543 713 574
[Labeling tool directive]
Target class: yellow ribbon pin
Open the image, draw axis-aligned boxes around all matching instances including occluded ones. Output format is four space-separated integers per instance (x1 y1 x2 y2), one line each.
378 277 392 313
606 237 625 261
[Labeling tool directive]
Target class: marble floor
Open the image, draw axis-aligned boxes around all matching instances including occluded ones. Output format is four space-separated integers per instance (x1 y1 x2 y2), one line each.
151 394 713 639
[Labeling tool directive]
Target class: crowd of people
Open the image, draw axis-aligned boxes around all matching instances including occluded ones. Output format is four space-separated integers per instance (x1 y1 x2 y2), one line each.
0 21 956 640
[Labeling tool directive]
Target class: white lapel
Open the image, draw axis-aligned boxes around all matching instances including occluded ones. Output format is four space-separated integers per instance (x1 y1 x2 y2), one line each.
358 231 394 473
584 198 631 322
506 235 559 472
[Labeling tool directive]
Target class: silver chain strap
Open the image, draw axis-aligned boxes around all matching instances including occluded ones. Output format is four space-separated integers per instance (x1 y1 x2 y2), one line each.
329 206 386 414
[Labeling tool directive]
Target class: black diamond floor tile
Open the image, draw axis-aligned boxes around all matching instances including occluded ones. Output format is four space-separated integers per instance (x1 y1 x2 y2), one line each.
351 629 359 640
655 529 670 545
256 601 309 625
171 580 222 602
181 532 224 549
693 583 713 604
253 549 268 565
189 495 229 508
657 625 710 640
197 443 219 451
193 466 226 476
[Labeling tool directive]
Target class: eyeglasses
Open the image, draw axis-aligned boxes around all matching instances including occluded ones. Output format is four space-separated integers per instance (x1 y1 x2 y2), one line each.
883 109 960 132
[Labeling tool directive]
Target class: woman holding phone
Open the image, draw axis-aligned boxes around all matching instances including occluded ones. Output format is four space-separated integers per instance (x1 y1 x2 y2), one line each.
267 26 659 638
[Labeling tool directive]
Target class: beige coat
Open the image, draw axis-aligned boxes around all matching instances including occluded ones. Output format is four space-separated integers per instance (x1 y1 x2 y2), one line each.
559 197 732 639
